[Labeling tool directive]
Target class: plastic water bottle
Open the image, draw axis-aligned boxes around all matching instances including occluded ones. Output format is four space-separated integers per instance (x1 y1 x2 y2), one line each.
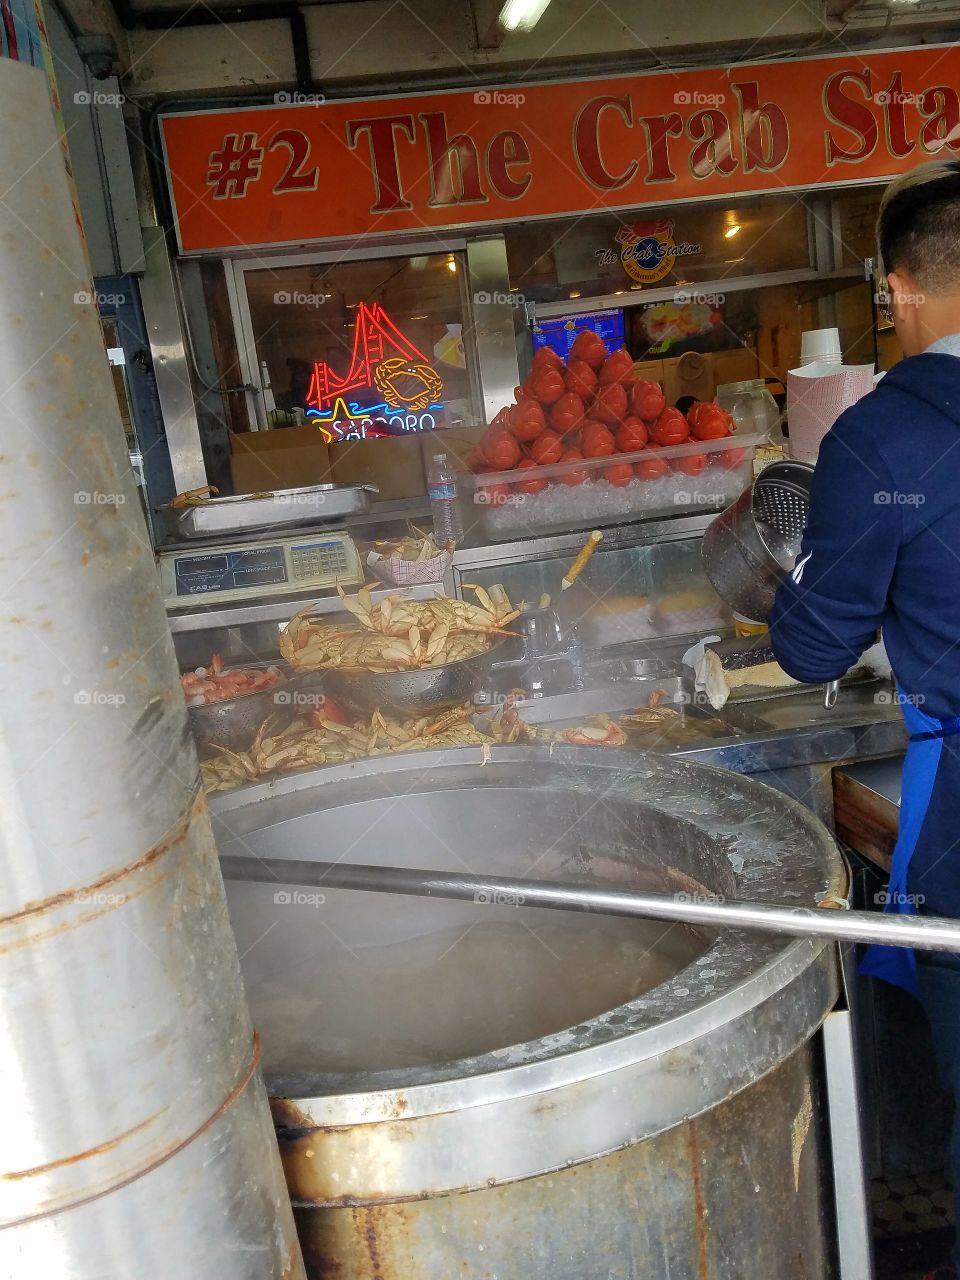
427 453 463 546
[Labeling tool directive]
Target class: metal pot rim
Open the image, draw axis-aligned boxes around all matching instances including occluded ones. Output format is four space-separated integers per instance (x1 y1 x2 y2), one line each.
212 748 843 1124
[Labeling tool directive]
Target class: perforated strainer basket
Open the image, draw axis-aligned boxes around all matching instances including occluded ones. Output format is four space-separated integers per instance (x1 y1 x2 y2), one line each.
701 461 815 622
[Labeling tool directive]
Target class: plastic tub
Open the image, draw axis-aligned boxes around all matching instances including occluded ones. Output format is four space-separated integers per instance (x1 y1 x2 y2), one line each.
465 434 765 541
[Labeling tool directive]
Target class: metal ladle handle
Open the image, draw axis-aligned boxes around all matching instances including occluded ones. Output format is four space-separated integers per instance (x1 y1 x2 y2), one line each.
220 856 960 953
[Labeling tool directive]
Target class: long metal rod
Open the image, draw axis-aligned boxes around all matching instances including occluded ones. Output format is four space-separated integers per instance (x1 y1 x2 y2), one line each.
219 856 960 953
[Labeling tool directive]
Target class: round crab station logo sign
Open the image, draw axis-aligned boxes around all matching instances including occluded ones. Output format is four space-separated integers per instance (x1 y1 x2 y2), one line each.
615 219 701 285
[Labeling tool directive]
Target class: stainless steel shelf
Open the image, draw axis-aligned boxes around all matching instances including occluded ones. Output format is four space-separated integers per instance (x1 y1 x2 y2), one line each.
165 581 443 633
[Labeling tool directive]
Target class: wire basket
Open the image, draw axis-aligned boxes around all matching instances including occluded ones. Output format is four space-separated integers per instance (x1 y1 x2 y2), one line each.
322 640 508 718
701 461 814 622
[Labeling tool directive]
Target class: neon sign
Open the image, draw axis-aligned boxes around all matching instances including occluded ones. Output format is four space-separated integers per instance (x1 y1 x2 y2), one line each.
305 301 444 441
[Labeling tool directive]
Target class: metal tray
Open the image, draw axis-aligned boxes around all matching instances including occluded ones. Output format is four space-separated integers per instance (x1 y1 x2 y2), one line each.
174 484 376 538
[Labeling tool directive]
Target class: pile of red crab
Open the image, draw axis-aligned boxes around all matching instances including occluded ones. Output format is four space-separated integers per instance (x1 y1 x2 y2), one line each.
466 331 748 511
180 655 286 706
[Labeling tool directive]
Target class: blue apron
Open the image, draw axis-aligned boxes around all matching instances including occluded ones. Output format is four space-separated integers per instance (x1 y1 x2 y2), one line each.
860 688 960 996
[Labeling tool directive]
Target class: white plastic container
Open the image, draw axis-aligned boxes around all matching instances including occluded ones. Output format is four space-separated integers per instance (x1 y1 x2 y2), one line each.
466 434 765 541
800 328 842 366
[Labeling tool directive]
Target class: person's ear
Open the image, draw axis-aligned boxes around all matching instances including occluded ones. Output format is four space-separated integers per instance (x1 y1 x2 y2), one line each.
887 270 914 315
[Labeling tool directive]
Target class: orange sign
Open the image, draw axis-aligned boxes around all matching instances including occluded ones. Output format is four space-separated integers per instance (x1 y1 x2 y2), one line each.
159 44 960 254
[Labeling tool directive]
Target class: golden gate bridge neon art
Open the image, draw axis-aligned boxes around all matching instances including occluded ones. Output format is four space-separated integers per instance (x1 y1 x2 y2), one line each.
305 301 444 441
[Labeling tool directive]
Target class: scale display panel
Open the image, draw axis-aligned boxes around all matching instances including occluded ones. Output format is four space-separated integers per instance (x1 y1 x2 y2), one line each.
174 545 288 596
160 530 362 608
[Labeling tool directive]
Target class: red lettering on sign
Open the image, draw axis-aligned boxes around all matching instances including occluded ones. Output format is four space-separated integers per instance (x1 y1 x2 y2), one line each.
486 130 532 199
269 129 318 193
733 82 789 173
687 109 738 179
346 115 416 212
420 112 486 206
638 113 683 183
879 72 916 160
823 71 879 165
205 133 263 199
573 96 637 190
919 86 960 154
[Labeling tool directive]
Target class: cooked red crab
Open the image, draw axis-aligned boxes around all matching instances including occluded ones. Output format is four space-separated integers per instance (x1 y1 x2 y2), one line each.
180 655 284 706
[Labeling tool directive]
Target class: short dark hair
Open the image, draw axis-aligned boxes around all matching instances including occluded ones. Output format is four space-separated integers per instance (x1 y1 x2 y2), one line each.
878 159 960 289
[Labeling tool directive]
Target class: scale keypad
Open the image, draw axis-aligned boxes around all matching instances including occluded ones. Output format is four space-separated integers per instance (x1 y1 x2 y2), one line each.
290 541 351 580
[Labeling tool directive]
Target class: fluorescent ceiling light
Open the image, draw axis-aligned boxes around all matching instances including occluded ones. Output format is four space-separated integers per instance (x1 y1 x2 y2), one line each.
724 224 741 238
500 0 553 32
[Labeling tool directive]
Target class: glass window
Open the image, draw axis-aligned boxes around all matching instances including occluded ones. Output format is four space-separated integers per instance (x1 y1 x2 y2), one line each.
460 537 730 646
505 196 812 307
832 189 881 268
241 251 479 441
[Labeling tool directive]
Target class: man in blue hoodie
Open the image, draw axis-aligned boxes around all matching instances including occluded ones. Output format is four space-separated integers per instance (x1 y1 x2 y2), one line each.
770 157 960 1280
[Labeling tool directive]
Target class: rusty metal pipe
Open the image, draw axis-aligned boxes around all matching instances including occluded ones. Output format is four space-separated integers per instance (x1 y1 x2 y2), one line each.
0 56 304 1278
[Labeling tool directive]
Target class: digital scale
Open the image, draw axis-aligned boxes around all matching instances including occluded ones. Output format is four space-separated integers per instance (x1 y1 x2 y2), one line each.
158 529 363 608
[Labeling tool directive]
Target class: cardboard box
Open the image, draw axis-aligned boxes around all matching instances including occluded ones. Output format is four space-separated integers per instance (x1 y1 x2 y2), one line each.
662 352 715 407
328 436 426 501
631 359 665 385
713 347 760 387
231 425 330 453
229 428 331 493
420 425 486 474
230 448 331 493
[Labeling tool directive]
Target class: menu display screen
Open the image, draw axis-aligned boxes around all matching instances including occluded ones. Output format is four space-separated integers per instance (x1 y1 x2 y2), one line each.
174 545 288 596
532 308 626 361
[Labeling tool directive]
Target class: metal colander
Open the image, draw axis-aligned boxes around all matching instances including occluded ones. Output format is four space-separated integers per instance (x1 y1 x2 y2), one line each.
753 465 811 555
323 639 509 718
701 461 814 621
186 663 294 754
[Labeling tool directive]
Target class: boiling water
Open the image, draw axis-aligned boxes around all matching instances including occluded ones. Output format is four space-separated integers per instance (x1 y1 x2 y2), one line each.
234 905 707 1075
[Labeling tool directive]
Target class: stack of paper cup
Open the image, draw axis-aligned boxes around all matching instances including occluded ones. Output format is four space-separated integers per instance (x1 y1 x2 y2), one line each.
800 328 842 366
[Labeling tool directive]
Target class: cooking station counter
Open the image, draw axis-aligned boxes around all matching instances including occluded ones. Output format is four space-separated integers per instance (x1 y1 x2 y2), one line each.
485 675 909 832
